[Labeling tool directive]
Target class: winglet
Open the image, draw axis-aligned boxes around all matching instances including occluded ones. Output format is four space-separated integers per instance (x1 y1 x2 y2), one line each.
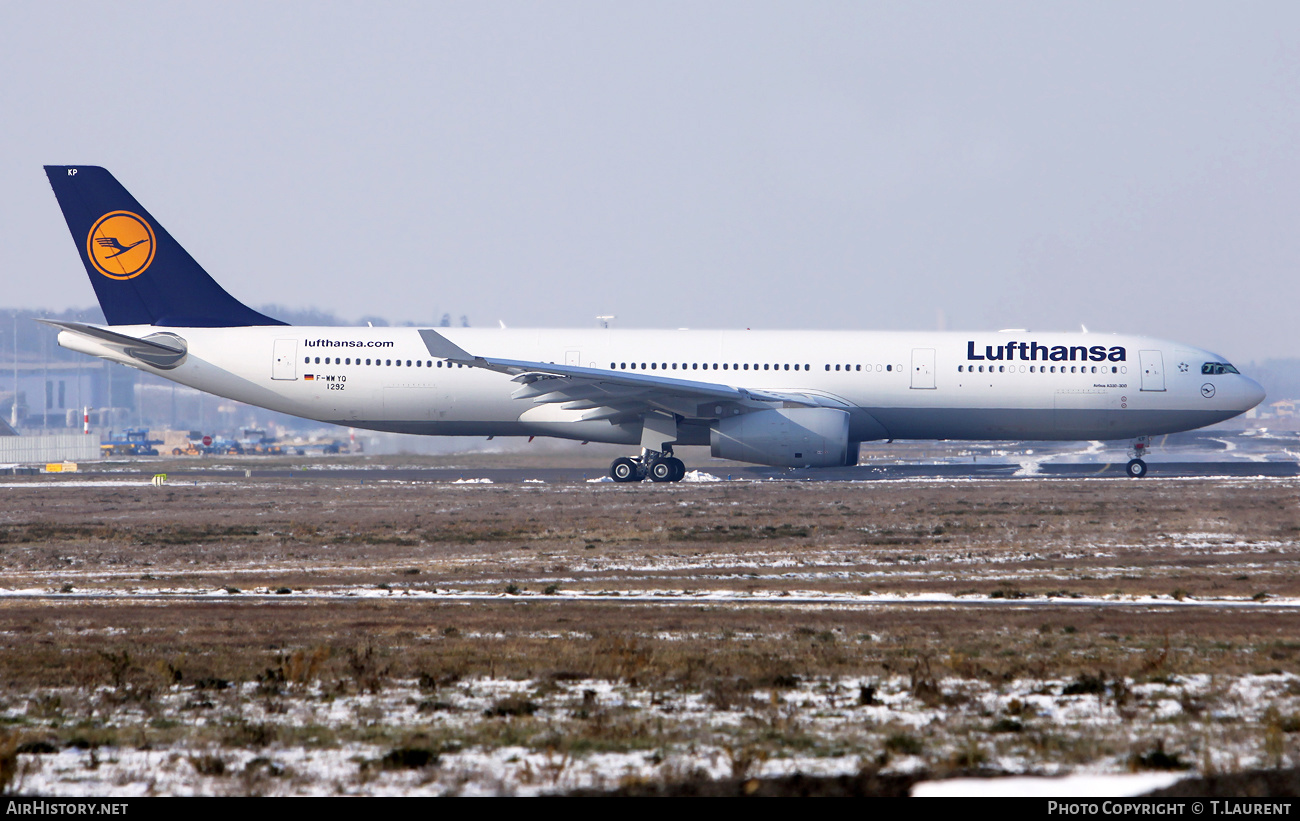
418 328 475 362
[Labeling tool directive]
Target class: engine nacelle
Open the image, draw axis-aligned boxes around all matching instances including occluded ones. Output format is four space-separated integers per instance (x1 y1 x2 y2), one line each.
710 407 853 468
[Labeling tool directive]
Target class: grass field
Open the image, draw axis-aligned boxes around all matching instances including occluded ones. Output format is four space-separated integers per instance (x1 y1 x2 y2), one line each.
0 466 1297 795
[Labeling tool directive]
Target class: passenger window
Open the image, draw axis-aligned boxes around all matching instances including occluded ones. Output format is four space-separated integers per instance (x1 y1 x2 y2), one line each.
314 357 320 364
886 365 892 372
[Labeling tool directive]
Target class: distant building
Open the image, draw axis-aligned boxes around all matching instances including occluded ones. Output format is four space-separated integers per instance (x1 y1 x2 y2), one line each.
1269 399 1297 418
3 360 129 430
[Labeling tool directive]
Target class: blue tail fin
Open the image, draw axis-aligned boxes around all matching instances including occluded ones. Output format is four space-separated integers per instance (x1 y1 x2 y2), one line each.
44 166 285 327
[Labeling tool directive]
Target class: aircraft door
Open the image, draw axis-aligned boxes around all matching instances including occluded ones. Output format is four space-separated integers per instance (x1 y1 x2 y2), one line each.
272 339 298 380
1139 350 1165 392
910 348 936 389
565 350 581 367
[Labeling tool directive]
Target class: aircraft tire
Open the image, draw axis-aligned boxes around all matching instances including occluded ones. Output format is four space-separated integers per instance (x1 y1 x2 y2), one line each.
1126 458 1148 478
667 457 686 482
611 457 640 483
649 460 675 483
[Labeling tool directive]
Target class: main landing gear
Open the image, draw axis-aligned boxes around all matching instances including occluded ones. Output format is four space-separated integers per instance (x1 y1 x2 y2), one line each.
1126 436 1151 478
610 448 687 483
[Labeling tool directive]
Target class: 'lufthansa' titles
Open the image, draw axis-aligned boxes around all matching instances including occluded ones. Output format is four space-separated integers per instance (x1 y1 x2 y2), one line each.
967 341 1126 362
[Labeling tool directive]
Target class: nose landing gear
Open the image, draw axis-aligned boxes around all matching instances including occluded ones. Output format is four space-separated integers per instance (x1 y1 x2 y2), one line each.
609 448 686 483
1126 437 1151 478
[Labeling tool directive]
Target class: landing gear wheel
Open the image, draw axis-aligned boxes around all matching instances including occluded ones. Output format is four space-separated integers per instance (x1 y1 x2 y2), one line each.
610 457 640 483
649 459 675 483
1126 458 1148 478
667 457 686 482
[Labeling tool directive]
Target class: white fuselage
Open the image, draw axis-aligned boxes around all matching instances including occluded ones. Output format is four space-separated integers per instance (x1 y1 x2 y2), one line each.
61 325 1265 447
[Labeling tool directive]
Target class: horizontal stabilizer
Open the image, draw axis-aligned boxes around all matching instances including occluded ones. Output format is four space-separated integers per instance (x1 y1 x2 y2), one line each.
40 319 188 369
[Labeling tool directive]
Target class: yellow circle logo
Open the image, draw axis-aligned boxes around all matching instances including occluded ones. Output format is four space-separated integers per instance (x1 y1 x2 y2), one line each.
86 211 156 280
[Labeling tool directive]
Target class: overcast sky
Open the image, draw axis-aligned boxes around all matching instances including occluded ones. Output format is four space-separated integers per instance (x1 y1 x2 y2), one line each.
2 1 1297 362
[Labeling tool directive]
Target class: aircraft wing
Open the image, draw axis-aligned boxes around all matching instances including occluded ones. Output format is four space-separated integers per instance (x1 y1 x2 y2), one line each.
418 329 846 423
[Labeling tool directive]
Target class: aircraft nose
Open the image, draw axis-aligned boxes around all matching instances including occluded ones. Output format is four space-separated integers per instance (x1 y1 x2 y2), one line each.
1241 377 1266 411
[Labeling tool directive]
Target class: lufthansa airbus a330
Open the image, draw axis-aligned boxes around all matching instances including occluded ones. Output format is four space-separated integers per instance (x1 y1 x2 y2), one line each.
42 166 1265 481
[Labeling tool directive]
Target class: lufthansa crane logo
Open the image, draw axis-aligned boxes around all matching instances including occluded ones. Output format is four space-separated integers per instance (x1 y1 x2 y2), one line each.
86 211 155 280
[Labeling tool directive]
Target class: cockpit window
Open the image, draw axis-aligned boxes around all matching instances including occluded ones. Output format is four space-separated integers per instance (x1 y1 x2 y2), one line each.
1201 362 1240 375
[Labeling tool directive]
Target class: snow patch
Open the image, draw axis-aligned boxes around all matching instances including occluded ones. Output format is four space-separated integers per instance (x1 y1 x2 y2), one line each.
681 470 721 482
913 772 1187 797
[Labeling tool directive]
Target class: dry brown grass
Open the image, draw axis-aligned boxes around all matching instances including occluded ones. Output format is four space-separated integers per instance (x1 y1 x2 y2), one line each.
0 472 1297 792
0 477 1297 683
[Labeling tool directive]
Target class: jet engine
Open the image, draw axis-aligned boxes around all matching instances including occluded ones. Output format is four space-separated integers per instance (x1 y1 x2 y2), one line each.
710 407 853 468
